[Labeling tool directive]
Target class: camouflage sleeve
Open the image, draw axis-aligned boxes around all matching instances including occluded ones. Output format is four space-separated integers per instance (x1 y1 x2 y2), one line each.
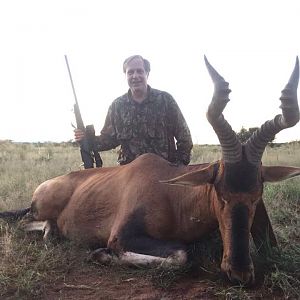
94 103 120 151
167 95 193 165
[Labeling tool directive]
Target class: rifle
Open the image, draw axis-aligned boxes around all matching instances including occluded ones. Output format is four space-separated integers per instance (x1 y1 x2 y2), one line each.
64 55 102 169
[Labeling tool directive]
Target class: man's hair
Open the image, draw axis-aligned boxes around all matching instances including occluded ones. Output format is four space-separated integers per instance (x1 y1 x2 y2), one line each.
123 55 151 73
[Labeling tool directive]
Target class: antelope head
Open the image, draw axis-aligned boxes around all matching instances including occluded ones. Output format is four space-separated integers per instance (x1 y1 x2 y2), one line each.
164 56 300 285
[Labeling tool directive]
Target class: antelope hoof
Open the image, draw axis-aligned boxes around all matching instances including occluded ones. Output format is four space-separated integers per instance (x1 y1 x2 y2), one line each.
226 268 255 286
88 248 116 264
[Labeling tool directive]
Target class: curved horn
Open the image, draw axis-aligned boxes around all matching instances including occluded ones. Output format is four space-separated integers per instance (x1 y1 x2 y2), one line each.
279 56 299 126
246 57 299 164
205 56 242 163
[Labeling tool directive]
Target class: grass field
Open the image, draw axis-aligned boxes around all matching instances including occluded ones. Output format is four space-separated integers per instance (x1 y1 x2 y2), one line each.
0 141 299 299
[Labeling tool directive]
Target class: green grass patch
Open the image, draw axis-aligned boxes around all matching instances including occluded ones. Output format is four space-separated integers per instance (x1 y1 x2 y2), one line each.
0 141 300 298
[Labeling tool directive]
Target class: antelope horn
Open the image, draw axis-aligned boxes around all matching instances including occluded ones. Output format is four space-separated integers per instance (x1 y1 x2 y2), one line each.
279 56 299 127
204 55 231 118
205 56 242 163
204 55 226 83
246 57 299 164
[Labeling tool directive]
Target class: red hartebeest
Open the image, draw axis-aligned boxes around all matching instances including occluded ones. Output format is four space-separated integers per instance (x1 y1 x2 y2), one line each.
1 57 300 285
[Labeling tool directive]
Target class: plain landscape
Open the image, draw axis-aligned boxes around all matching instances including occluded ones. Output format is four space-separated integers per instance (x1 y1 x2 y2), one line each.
0 141 299 299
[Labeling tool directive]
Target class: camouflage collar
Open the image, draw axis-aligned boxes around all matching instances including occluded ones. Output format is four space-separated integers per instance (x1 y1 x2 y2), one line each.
126 85 155 104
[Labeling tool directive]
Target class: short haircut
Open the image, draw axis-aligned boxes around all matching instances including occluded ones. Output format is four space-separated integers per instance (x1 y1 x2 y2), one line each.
123 55 151 73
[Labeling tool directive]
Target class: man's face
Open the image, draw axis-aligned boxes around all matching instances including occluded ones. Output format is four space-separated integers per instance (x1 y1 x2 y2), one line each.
125 58 148 94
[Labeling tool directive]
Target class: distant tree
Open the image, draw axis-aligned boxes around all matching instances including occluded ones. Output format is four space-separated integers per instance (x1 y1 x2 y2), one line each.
236 127 275 144
236 127 258 143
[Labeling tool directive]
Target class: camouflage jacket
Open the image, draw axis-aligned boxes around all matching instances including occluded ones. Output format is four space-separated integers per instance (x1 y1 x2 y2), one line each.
96 86 193 165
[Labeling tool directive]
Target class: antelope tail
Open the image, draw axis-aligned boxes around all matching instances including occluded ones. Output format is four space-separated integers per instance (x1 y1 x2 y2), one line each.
0 207 31 221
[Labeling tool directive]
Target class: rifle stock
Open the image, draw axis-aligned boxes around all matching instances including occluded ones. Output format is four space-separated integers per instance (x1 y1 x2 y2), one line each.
65 55 102 169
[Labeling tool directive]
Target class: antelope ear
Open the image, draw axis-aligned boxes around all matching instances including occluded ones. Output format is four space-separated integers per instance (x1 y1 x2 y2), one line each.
262 166 300 182
160 164 217 186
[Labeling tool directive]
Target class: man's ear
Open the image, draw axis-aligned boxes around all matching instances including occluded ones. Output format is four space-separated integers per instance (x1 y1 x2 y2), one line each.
262 166 300 182
160 164 217 186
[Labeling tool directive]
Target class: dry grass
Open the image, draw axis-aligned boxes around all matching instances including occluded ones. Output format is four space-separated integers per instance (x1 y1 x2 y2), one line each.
0 141 300 299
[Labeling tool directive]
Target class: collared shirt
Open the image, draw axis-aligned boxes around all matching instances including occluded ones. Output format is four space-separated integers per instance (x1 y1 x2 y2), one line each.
96 86 193 165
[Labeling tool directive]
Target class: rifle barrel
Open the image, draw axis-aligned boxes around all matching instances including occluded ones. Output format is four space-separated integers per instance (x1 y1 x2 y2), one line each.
64 55 79 106
64 55 102 168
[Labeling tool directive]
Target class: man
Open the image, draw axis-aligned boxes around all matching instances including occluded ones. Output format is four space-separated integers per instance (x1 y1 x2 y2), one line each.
75 55 193 165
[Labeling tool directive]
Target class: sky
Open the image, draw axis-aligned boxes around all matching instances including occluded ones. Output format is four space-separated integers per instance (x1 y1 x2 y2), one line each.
0 0 299 145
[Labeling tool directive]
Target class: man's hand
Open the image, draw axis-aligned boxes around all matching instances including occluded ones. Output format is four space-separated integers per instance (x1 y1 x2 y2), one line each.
74 128 85 142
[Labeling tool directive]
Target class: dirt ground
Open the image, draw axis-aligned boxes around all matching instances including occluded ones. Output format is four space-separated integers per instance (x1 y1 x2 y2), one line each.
1 226 287 299
43 268 214 300
41 262 280 300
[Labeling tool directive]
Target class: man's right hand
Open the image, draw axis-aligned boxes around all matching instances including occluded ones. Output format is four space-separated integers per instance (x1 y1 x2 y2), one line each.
74 128 85 142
